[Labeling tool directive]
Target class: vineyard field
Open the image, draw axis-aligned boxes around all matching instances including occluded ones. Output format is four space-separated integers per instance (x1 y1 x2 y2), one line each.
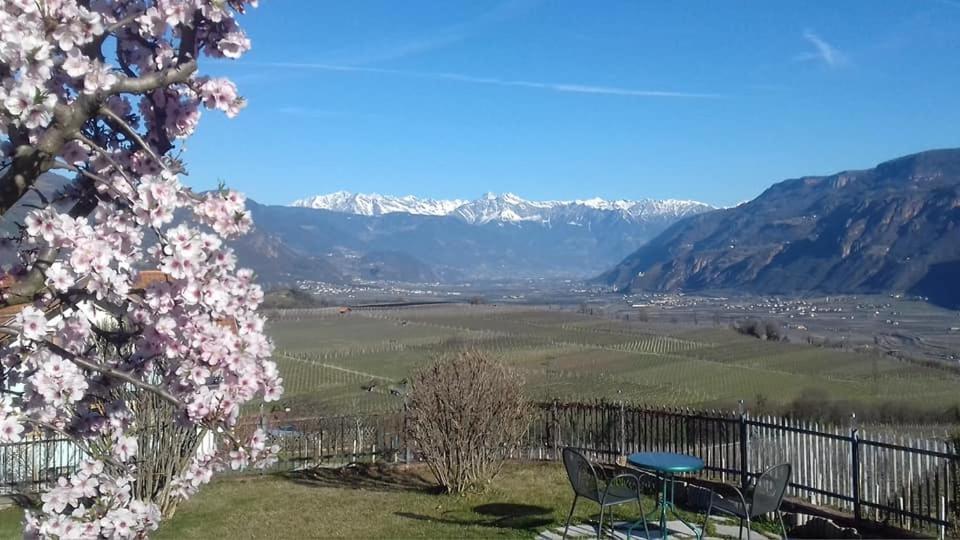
262 305 960 419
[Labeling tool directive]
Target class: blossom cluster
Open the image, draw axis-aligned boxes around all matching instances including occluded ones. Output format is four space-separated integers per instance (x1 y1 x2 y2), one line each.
0 0 252 140
25 460 162 539
0 0 280 538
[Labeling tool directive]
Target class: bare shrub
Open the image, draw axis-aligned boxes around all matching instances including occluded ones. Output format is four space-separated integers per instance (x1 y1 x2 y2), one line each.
405 350 531 493
121 386 206 519
96 319 205 519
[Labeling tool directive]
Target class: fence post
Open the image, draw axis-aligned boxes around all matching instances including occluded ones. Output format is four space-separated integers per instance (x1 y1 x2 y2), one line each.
949 433 959 536
402 407 412 464
851 413 862 522
739 399 749 490
551 399 560 461
940 496 947 540
619 401 626 459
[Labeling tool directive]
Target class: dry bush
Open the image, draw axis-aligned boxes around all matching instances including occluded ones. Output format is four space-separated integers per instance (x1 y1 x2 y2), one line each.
405 350 531 493
121 386 205 519
95 319 205 519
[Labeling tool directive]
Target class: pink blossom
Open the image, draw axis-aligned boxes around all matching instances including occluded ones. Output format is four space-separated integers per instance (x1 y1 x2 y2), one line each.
82 61 118 94
45 262 75 292
217 31 251 59
113 435 138 461
16 306 47 341
0 415 24 443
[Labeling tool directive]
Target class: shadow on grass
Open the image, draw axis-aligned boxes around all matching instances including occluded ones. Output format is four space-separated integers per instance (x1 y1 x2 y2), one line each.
396 502 555 531
281 462 442 494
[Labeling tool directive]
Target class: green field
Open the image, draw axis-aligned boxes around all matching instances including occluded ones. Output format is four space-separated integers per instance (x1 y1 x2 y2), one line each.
264 305 960 419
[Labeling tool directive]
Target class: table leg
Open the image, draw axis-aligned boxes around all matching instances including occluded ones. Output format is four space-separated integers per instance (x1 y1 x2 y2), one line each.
660 476 668 538
662 475 704 540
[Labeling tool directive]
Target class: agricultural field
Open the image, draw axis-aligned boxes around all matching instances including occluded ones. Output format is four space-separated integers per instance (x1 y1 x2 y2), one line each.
262 304 960 422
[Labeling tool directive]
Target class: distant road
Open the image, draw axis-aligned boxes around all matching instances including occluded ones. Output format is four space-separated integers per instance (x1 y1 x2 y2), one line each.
348 300 463 309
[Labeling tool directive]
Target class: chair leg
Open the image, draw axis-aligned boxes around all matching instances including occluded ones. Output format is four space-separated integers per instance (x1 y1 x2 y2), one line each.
637 498 650 540
738 517 744 540
778 511 787 539
745 516 752 540
701 494 714 540
563 496 578 540
598 505 606 540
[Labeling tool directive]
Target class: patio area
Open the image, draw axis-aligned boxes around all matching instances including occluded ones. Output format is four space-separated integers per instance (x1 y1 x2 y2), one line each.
536 516 781 540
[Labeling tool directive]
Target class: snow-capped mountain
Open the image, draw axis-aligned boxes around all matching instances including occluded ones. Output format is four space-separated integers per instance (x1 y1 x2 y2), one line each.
291 191 466 217
238 193 715 283
290 191 713 225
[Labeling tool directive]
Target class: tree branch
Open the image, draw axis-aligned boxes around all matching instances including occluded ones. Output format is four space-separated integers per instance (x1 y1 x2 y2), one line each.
109 60 197 95
98 106 164 168
0 327 184 409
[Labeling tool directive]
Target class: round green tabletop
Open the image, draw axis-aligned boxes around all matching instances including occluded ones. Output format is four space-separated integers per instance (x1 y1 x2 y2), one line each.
627 452 704 474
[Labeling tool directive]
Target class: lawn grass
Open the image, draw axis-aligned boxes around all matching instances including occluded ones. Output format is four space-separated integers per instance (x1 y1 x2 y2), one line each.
0 463 689 539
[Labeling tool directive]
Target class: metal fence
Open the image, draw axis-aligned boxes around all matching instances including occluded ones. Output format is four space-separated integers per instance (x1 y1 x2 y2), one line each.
0 436 83 495
242 401 959 536
529 401 958 537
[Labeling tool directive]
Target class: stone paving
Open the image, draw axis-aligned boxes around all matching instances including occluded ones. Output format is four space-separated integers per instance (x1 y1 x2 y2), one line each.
535 517 782 540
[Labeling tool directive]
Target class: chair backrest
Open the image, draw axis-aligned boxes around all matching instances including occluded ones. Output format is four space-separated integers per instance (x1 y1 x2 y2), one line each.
562 447 600 502
750 463 792 516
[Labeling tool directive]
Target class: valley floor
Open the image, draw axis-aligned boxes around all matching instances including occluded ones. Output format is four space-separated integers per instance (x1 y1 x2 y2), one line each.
265 302 960 424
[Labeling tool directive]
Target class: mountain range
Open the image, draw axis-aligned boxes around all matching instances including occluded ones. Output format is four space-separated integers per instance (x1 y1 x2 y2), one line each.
238 193 713 283
599 148 960 309
291 191 712 225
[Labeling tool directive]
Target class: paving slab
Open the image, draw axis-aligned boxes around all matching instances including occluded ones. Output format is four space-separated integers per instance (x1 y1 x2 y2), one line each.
537 520 704 540
711 523 780 539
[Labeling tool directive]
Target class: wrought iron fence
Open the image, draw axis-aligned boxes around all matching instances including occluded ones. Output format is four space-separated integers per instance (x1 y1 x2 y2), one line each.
243 401 958 536
0 436 83 495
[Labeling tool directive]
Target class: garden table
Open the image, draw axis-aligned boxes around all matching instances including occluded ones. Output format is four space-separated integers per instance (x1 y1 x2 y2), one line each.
626 452 706 540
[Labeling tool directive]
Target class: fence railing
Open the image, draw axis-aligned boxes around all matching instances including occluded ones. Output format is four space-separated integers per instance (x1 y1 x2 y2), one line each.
0 436 83 495
1 401 957 537
243 401 959 536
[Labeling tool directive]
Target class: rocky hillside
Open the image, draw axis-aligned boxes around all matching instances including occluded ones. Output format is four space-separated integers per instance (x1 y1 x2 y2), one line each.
599 149 960 309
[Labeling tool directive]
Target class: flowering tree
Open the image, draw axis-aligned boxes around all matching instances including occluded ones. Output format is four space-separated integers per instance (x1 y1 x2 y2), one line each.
0 0 283 537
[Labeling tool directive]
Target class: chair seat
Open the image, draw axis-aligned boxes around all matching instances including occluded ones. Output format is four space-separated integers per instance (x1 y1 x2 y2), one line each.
598 481 638 506
712 495 750 518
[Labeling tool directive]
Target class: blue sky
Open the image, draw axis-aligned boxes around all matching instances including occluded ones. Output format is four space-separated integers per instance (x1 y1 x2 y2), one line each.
186 1 960 207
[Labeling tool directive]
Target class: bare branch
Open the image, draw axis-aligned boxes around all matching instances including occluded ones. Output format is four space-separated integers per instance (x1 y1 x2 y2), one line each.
109 60 197 95
98 106 164 168
72 134 137 192
106 11 144 34
177 14 202 66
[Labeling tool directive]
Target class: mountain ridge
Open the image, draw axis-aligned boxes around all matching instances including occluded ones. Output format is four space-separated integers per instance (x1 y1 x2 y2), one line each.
598 148 960 309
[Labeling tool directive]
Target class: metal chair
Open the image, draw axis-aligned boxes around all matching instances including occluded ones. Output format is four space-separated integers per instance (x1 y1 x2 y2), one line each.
561 447 651 539
709 463 792 540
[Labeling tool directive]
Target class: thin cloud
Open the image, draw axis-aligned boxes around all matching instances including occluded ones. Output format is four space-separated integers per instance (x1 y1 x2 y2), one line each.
276 106 386 120
252 62 724 99
796 30 848 68
321 0 542 65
